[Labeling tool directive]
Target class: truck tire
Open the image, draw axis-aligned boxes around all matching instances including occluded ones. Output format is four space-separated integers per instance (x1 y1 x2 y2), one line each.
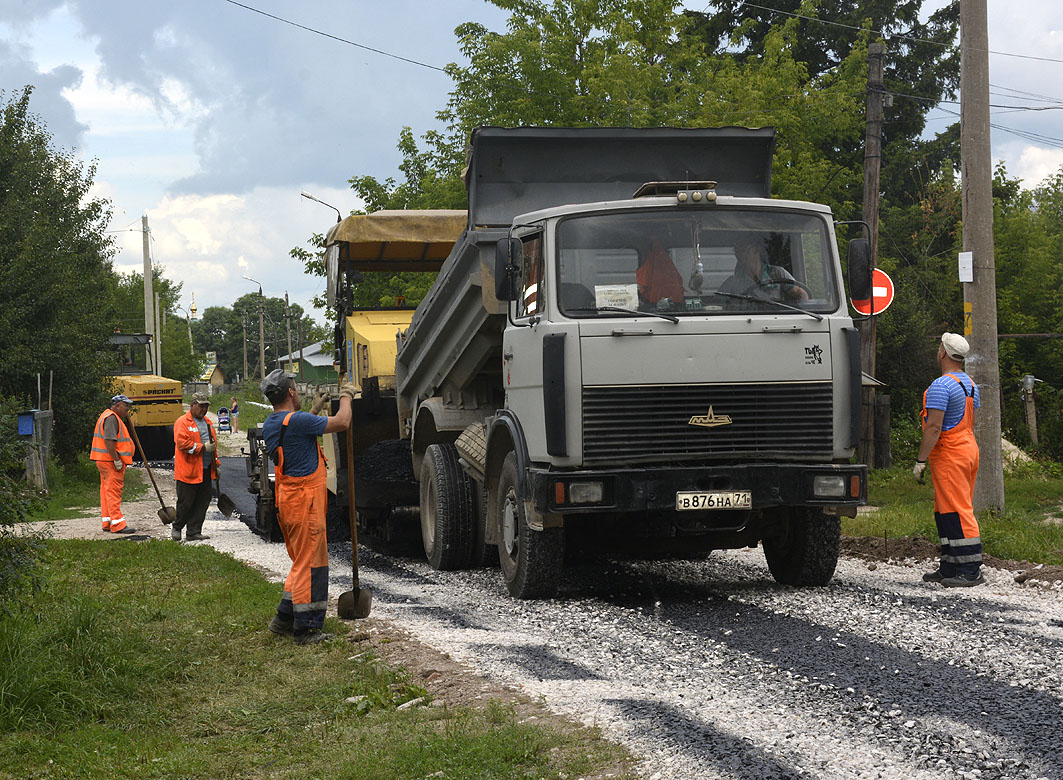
762 508 840 586
495 452 563 598
420 443 475 570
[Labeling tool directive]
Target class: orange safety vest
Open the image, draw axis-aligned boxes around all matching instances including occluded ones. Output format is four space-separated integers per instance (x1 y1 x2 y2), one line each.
637 242 685 304
90 408 134 464
173 410 218 484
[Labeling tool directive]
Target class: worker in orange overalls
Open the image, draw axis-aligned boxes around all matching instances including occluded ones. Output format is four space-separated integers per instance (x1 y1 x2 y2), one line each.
89 394 137 534
260 369 352 645
172 392 218 542
914 332 984 587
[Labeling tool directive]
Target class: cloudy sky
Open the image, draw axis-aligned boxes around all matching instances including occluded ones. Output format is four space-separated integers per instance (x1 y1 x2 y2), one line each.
2 1 1062 325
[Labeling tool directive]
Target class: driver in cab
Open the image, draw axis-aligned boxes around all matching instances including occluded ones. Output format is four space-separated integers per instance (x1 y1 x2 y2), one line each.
718 235 808 302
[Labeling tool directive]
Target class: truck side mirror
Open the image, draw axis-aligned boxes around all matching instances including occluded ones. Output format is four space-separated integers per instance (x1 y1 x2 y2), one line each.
847 238 872 301
495 238 521 301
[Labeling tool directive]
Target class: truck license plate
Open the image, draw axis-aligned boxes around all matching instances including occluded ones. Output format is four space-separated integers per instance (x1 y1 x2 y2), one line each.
675 491 752 511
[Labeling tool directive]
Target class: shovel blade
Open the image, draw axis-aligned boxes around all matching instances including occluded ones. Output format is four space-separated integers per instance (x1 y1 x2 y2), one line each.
217 493 237 518
337 587 372 620
158 506 177 525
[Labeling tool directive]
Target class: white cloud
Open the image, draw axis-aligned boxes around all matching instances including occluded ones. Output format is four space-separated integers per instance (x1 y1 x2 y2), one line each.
1010 146 1063 189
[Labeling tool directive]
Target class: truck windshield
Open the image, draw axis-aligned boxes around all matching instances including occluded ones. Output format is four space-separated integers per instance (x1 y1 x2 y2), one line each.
555 209 838 317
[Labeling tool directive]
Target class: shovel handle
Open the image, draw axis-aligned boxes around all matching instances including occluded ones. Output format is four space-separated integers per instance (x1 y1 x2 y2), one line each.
128 418 167 507
345 414 359 586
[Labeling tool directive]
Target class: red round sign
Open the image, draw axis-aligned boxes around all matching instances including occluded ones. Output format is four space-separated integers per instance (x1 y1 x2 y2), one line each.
851 268 895 315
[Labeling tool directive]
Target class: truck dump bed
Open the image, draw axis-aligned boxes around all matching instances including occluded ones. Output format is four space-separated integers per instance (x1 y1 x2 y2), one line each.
394 126 777 417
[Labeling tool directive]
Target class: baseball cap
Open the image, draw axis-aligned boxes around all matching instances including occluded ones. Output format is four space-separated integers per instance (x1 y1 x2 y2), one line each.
191 392 210 405
941 332 970 360
260 368 290 396
111 394 132 404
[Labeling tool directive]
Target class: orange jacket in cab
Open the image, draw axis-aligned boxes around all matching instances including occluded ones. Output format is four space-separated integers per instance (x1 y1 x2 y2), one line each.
173 410 218 484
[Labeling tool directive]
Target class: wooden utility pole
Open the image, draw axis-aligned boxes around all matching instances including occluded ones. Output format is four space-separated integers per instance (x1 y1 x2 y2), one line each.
154 291 162 377
960 0 1004 511
141 215 155 370
284 292 294 375
859 42 885 467
242 310 249 383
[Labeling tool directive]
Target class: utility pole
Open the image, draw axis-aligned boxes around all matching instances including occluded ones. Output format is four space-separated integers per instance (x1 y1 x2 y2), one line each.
154 291 162 377
258 293 266 380
141 215 155 369
284 292 294 376
298 318 304 382
241 310 249 383
859 42 885 468
960 0 1004 511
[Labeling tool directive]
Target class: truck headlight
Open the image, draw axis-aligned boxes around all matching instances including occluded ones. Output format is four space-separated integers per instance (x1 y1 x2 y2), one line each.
568 481 604 504
813 475 847 498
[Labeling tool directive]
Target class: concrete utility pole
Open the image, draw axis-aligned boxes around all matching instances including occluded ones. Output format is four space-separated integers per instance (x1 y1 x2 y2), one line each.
859 42 885 468
298 318 304 382
141 215 155 370
284 292 294 375
960 0 1004 512
258 293 266 380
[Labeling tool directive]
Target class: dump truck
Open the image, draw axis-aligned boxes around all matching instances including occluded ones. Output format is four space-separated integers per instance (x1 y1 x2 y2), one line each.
319 126 871 598
108 332 183 460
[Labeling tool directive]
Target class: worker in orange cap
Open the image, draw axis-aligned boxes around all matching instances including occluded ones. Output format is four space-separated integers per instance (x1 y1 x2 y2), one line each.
914 332 983 587
89 394 137 534
260 370 352 645
172 392 218 542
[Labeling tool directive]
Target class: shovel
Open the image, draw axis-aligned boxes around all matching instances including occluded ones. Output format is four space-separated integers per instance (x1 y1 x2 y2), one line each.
337 422 372 619
128 419 177 525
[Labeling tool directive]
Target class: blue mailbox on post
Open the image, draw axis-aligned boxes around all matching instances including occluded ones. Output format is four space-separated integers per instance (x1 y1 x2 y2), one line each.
18 411 36 437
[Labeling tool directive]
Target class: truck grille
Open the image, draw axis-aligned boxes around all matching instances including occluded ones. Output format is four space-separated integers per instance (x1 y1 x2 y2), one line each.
582 382 834 464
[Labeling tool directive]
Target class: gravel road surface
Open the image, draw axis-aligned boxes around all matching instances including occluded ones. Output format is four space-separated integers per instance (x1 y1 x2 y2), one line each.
188 464 1063 780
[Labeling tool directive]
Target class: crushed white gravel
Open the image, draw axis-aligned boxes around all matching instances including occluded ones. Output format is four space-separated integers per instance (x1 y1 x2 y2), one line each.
155 496 1063 780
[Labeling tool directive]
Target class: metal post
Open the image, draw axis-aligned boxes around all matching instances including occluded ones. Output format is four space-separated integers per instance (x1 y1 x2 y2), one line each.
961 0 1004 511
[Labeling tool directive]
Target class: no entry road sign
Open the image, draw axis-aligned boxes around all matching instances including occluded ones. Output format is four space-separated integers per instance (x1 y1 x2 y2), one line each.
851 268 895 316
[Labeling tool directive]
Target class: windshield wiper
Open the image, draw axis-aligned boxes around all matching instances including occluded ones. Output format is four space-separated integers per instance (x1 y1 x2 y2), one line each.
714 291 823 321
567 305 679 324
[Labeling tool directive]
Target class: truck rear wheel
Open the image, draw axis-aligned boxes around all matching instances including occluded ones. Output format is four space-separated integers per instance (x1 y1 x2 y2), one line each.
762 508 840 586
495 452 563 599
420 443 475 570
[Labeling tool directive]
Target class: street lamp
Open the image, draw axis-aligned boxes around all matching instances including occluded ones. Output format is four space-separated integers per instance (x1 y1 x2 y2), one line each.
175 305 194 352
301 191 342 223
243 276 266 380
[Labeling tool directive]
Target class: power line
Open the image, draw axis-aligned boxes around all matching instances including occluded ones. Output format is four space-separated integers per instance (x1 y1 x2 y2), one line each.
219 0 446 73
733 1 1063 64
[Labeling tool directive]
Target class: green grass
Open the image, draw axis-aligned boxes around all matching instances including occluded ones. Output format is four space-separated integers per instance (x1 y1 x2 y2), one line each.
0 541 633 780
23 457 148 523
844 459 1063 565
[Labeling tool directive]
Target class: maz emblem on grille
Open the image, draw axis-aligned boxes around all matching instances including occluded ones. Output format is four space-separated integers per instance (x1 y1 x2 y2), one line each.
688 406 733 428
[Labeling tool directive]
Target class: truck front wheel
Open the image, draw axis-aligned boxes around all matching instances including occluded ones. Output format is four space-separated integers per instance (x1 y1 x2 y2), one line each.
420 443 475 570
762 508 840 586
495 452 563 598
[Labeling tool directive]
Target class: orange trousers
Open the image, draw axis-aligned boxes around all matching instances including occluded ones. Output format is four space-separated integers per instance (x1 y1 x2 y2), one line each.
275 460 329 631
96 461 127 532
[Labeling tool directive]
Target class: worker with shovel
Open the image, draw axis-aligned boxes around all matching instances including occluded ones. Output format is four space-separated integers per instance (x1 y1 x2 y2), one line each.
172 392 219 542
89 394 137 534
260 369 352 645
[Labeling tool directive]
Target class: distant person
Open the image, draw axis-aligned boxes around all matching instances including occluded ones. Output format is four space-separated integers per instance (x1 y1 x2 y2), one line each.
913 333 984 587
636 237 684 306
89 394 136 534
260 370 352 645
719 235 808 301
230 396 239 433
172 392 218 542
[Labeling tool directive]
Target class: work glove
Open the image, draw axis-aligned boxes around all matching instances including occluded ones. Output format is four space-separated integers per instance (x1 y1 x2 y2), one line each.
113 459 124 472
310 390 329 415
912 460 927 480
203 441 216 454
339 383 357 401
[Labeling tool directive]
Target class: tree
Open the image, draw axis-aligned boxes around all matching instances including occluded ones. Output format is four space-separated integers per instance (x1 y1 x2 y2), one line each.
0 87 118 463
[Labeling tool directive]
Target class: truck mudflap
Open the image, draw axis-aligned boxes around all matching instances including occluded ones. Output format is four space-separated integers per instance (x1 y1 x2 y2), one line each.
528 463 867 516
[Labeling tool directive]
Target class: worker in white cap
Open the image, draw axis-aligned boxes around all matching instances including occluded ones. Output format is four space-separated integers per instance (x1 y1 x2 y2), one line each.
88 394 137 534
914 332 983 587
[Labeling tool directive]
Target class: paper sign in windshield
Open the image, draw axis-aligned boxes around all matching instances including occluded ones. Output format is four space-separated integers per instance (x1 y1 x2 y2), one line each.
594 284 638 310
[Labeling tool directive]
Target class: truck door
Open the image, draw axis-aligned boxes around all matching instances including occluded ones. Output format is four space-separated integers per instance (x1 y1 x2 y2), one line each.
503 232 548 459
